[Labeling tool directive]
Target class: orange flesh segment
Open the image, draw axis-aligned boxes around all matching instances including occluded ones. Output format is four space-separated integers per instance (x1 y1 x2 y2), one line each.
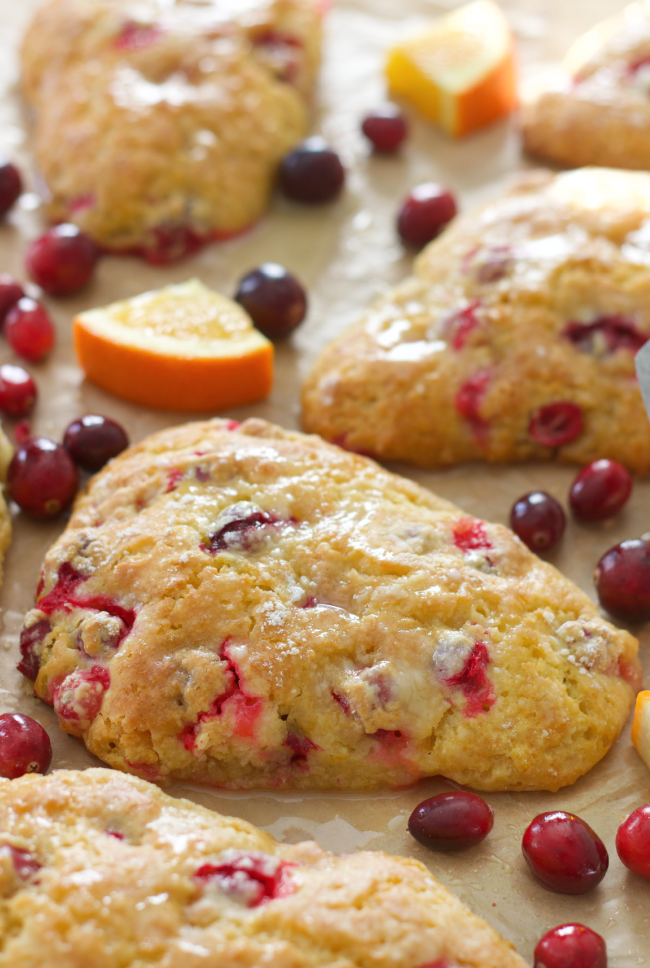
632 690 650 775
386 0 517 137
74 279 273 412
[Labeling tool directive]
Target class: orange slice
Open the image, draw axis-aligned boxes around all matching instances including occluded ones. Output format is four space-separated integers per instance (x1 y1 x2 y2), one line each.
632 690 650 774
74 279 273 412
386 0 517 138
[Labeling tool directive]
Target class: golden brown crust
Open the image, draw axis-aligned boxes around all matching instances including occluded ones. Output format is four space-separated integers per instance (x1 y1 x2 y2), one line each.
0 768 527 968
20 418 639 793
20 0 321 254
302 167 650 473
522 2 650 170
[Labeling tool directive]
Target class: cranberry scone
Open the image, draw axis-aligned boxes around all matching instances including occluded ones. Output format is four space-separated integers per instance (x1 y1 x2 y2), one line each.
18 418 640 791
522 1 650 170
302 167 650 472
20 0 321 261
0 769 526 968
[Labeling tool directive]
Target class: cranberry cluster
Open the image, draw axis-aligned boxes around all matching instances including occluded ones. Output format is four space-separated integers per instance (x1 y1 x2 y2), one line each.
507 460 649 622
408 791 650 965
7 414 129 518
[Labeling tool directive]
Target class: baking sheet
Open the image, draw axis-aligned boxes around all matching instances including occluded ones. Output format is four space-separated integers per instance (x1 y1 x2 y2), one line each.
1 0 650 962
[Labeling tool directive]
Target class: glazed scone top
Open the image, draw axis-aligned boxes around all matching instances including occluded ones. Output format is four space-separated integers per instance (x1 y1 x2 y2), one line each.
21 0 321 252
0 768 526 968
521 2 650 170
302 167 650 471
20 419 639 792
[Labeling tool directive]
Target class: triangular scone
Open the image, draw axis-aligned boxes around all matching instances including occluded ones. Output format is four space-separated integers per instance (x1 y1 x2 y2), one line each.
522 2 650 170
20 0 321 259
19 419 639 792
0 769 527 968
302 167 650 472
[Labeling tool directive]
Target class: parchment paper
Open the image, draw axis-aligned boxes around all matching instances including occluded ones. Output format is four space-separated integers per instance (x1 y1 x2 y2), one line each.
1 0 649 963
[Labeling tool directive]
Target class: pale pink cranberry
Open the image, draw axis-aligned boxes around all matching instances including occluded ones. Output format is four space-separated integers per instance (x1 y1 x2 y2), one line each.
0 364 37 418
616 805 650 880
0 845 41 881
444 300 481 351
25 224 98 297
251 28 302 83
452 517 492 553
529 402 583 448
0 162 22 216
285 731 318 767
142 224 206 265
475 244 513 283
53 665 110 725
361 106 408 152
114 20 162 50
195 850 294 907
5 298 55 363
397 183 457 249
0 712 52 778
534 924 607 968
522 811 609 895
455 370 490 443
0 275 24 325
569 460 632 522
594 538 650 623
408 792 494 851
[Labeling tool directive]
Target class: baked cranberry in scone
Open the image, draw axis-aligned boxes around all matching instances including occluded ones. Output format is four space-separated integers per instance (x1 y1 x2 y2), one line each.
302 168 650 473
20 418 639 791
0 768 527 967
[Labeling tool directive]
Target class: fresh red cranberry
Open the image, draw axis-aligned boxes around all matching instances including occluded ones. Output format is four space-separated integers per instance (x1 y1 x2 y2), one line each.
7 437 79 517
534 924 607 968
0 712 52 778
5 298 55 363
529 402 583 447
0 162 22 216
616 805 650 879
25 224 98 296
397 183 457 249
569 460 633 522
594 538 650 623
234 263 307 339
0 364 37 418
361 106 408 152
522 811 609 895
63 414 129 472
0 274 25 325
279 137 345 204
408 792 494 851
18 619 50 681
510 491 565 552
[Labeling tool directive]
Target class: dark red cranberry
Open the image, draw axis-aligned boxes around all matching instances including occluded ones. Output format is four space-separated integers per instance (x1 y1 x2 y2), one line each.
208 507 283 553
510 491 565 552
5 298 55 363
569 460 633 522
18 619 50 681
279 137 345 204
0 364 37 418
529 402 583 447
7 437 79 517
616 804 650 879
408 792 494 851
594 538 650 623
0 712 52 778
522 811 609 895
0 274 25 325
397 183 457 249
25 224 98 296
534 924 607 968
361 106 408 152
142 223 205 265
564 315 647 356
0 162 22 216
63 414 129 473
234 263 307 339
